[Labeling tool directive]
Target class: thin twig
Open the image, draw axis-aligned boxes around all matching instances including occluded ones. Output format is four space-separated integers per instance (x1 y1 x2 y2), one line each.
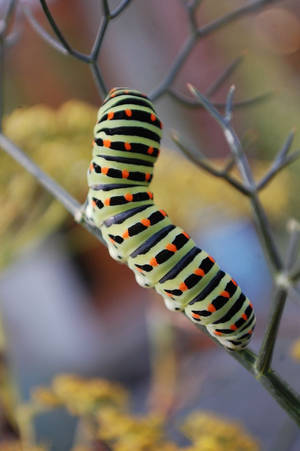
39 0 89 62
90 62 108 97
168 89 272 109
205 54 245 98
171 131 250 195
196 0 281 37
111 0 133 19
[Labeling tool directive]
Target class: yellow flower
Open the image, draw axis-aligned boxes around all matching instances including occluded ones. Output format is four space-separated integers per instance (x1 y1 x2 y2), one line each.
51 374 128 415
290 338 300 361
31 387 62 409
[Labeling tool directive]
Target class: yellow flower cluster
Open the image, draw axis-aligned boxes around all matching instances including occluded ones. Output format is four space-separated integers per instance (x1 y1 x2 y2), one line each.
0 441 47 451
32 373 128 416
181 411 260 451
28 373 260 451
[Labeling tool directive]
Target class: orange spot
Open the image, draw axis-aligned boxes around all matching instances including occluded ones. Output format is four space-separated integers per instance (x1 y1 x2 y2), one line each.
136 267 143 273
147 147 154 155
141 218 151 227
107 112 114 120
150 257 158 267
122 169 129 179
125 109 132 117
242 313 248 320
124 193 133 201
101 167 109 175
160 122 163 129
109 237 115 243
145 173 151 181
179 282 188 291
147 191 153 199
194 268 205 277
103 140 111 148
160 209 167 217
166 243 177 252
89 163 94 171
104 198 110 206
109 88 117 94
249 302 253 308
221 290 230 298
124 142 132 151
207 304 216 313
208 256 215 263
166 292 173 297
230 324 238 331
122 230 129 239
150 113 156 121
214 331 222 336
231 279 237 286
91 200 96 207
92 140 95 146
183 232 190 239
110 93 116 97
192 312 201 319
124 90 129 94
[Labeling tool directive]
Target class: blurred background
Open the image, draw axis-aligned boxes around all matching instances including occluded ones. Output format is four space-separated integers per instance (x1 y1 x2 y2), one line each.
1 0 300 449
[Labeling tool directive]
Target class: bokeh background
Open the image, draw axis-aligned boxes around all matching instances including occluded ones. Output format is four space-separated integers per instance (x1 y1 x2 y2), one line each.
1 0 300 449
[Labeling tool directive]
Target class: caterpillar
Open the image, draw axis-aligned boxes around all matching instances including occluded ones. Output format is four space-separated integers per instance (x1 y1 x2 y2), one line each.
85 87 255 351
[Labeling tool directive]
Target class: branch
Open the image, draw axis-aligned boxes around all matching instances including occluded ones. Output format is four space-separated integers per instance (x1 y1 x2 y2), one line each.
187 83 283 272
205 53 245 98
150 0 279 102
187 317 300 426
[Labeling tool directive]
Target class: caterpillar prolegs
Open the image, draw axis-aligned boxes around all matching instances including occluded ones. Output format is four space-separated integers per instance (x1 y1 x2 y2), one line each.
85 87 256 350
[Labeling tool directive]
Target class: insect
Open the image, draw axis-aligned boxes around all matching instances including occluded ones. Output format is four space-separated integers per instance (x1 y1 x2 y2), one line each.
85 87 255 350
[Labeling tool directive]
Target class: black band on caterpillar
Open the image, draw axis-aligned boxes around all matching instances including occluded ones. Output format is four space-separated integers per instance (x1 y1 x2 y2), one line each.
85 87 255 350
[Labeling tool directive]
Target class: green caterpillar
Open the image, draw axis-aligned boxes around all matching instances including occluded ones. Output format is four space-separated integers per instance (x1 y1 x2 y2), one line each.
85 87 255 350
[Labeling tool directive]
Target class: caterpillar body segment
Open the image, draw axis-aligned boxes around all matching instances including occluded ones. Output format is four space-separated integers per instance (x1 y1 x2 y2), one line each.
86 87 255 350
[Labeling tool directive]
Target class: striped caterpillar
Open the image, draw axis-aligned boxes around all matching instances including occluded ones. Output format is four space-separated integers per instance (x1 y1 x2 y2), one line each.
85 87 255 350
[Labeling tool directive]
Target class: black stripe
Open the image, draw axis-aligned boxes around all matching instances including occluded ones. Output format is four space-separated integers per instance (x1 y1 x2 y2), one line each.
128 211 165 237
239 313 255 333
99 126 161 143
90 183 137 191
96 154 153 167
200 257 215 273
212 293 246 325
165 289 182 296
102 97 155 112
108 192 151 206
103 91 149 105
226 339 243 346
95 138 159 157
159 248 201 283
173 233 190 249
103 205 151 227
130 225 175 258
185 273 203 289
108 234 123 244
188 270 225 306
99 109 160 126
191 309 211 317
